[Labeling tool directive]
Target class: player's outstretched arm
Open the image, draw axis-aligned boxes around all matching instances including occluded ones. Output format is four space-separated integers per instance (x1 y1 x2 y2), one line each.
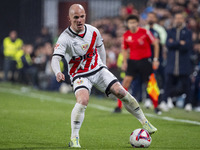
51 55 65 82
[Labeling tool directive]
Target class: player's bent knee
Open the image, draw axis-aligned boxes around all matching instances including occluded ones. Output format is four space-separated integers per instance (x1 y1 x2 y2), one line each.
75 89 89 106
110 82 127 99
76 95 89 105
78 98 89 106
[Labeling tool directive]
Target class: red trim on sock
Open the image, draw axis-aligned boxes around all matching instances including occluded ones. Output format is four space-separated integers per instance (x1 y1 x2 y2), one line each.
117 99 122 108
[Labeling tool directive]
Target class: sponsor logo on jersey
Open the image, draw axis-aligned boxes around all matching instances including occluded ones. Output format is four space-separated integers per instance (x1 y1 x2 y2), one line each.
54 43 60 49
82 44 89 51
77 80 83 85
72 50 96 61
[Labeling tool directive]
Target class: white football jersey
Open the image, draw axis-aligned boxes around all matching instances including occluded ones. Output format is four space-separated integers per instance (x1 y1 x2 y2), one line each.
53 24 106 81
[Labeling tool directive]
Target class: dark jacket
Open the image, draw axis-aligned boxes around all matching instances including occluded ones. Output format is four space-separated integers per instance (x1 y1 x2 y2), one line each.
165 26 192 75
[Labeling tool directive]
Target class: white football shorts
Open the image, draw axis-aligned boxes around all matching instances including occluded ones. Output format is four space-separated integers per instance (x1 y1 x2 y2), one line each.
73 68 118 96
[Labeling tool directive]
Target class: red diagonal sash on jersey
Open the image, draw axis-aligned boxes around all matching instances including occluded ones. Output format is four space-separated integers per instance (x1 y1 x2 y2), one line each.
69 31 97 77
91 48 98 69
79 32 97 72
69 56 82 76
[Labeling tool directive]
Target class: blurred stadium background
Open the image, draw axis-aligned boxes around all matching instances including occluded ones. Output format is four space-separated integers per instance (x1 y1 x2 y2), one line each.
0 0 200 111
0 0 147 43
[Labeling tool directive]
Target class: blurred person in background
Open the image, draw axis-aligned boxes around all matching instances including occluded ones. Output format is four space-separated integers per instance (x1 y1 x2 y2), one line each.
160 12 193 112
113 15 160 114
34 27 52 49
39 27 52 44
3 30 23 82
34 43 47 72
33 42 55 90
191 43 200 112
146 12 167 54
16 44 38 87
145 12 169 109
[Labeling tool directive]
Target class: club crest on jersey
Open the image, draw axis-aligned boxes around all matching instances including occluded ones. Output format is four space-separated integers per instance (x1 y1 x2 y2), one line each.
77 80 83 85
81 44 89 51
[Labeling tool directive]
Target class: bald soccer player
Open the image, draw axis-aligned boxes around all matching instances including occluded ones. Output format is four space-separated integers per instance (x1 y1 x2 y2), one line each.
51 4 157 148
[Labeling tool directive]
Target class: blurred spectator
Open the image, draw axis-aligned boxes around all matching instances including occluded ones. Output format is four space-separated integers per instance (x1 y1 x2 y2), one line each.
191 42 200 112
3 30 23 82
35 27 52 48
145 12 167 108
160 12 193 112
146 12 167 46
34 43 47 72
16 44 38 87
33 42 52 89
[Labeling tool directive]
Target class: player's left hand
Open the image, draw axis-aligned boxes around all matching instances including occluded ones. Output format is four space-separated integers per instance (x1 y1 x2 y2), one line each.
152 60 160 70
56 72 65 82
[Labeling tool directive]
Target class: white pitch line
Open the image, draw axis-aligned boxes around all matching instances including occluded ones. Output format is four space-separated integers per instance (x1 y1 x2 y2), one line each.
0 87 200 126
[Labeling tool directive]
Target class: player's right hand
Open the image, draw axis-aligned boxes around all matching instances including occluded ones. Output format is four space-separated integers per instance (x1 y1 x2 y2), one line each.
56 72 65 82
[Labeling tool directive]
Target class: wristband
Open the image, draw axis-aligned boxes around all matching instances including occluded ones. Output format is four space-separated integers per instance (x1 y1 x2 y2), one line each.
153 58 159 61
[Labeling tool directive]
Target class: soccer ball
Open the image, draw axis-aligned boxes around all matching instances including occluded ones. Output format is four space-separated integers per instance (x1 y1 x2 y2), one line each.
130 128 152 148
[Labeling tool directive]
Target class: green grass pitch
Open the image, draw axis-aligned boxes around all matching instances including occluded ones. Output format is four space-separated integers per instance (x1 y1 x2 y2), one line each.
0 82 200 150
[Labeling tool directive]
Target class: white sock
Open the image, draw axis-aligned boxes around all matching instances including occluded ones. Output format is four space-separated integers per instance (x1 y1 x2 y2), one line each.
121 92 147 125
71 103 87 139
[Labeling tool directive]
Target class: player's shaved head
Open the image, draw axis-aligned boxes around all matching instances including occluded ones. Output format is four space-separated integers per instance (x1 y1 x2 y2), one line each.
68 4 86 33
69 4 85 17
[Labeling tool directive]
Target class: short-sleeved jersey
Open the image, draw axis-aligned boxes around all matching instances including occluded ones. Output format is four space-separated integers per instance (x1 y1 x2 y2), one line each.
53 24 106 81
122 27 155 60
